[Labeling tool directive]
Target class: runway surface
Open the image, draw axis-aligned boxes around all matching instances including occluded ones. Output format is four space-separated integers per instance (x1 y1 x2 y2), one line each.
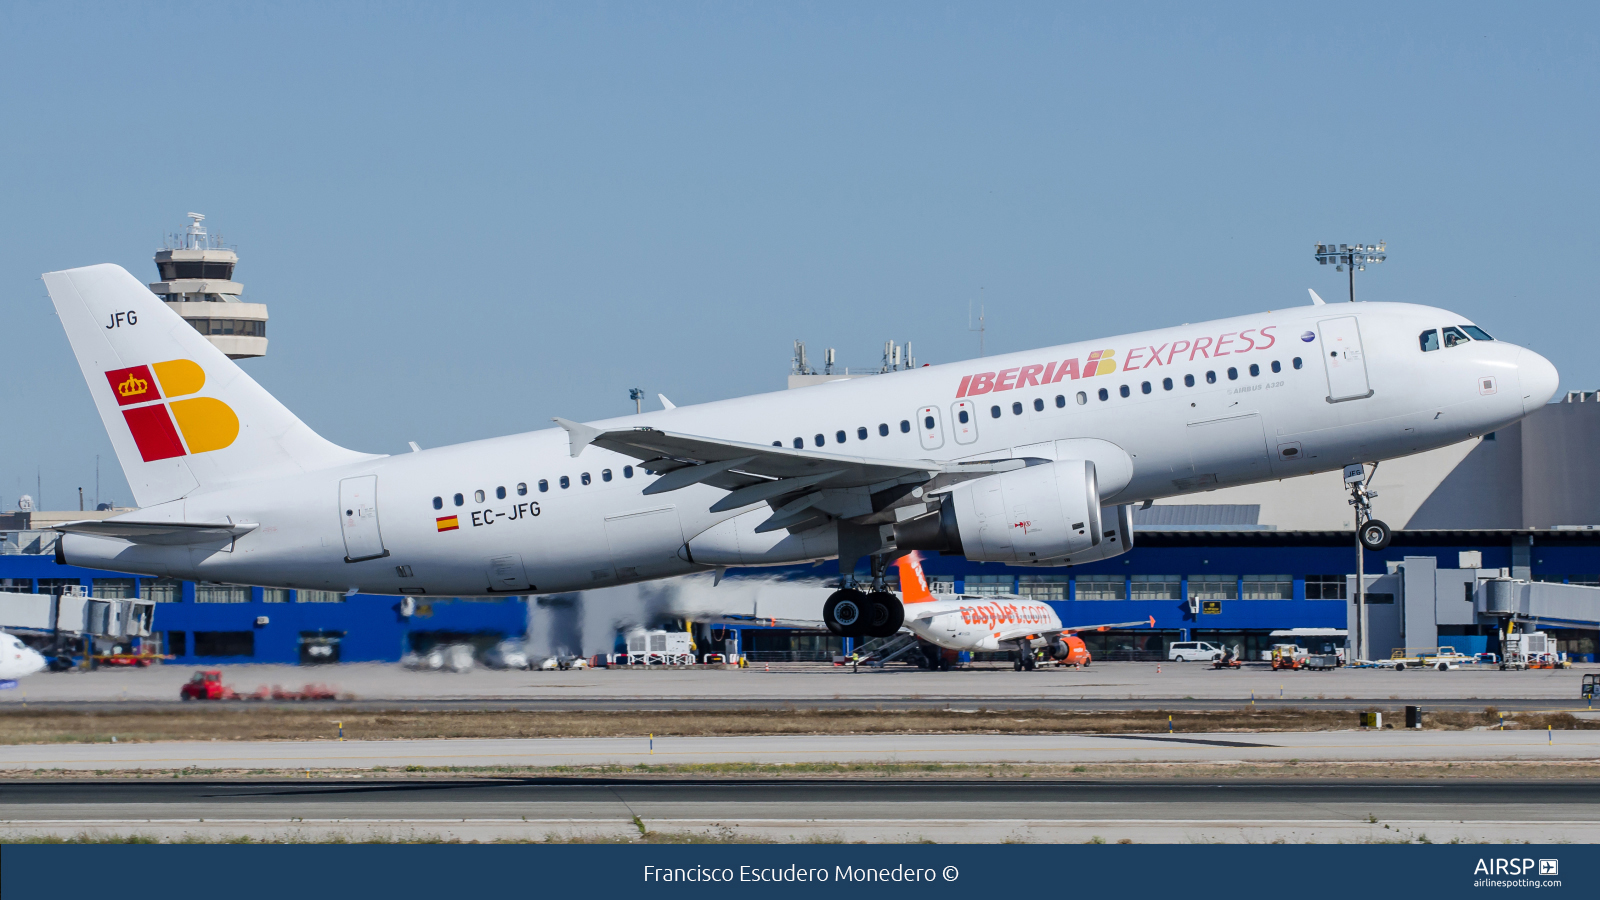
2 729 1595 770
4 778 1596 844
3 661 1595 709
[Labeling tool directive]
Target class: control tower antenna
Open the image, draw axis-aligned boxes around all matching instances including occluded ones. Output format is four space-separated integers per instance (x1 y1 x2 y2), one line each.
150 213 269 359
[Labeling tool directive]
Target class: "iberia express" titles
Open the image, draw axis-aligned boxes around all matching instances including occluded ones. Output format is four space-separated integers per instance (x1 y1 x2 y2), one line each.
955 326 1278 398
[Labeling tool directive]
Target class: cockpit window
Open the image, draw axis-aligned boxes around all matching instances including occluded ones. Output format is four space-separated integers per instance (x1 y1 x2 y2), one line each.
1442 326 1470 348
1419 329 1440 352
1461 325 1494 341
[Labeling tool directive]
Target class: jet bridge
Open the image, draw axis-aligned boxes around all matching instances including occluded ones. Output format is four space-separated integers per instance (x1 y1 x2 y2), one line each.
0 586 154 640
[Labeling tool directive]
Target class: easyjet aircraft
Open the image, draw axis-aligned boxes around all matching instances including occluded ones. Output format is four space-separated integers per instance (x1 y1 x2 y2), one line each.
889 553 1149 670
43 264 1559 636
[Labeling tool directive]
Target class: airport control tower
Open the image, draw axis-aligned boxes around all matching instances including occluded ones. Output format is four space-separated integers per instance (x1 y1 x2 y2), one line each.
148 213 268 359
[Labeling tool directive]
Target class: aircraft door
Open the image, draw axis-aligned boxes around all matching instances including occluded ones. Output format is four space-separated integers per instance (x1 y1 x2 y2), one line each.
338 475 388 562
1318 316 1373 402
917 406 945 450
950 400 978 444
486 554 530 592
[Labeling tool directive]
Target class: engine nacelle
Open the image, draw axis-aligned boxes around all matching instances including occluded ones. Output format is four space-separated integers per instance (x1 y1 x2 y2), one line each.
897 459 1099 563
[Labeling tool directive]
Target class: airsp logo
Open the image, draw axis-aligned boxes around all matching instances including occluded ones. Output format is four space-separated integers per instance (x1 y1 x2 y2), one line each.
1473 858 1554 876
1539 859 1559 876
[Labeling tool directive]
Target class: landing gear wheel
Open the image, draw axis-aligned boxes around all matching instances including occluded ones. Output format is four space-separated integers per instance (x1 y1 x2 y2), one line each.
863 591 904 638
823 589 868 636
1359 518 1392 551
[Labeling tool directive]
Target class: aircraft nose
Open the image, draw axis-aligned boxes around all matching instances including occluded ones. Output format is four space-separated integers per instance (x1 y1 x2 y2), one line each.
1518 348 1560 413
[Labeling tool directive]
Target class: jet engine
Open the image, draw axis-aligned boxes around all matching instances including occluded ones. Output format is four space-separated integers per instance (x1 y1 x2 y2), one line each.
895 459 1134 565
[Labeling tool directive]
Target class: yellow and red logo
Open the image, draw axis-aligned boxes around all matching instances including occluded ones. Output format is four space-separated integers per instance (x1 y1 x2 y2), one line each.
104 360 238 462
436 516 460 532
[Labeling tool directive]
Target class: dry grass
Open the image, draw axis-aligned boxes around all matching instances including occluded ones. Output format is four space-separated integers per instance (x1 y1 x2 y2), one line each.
0 704 1592 746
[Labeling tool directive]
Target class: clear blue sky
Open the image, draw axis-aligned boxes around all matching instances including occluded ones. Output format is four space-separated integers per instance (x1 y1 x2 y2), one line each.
2 3 1595 510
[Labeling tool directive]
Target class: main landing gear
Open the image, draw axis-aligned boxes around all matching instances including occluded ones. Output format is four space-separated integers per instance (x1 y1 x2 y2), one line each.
1011 641 1037 671
823 552 905 639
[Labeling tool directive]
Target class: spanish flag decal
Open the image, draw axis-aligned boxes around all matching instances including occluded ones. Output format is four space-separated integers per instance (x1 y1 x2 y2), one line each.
436 516 459 532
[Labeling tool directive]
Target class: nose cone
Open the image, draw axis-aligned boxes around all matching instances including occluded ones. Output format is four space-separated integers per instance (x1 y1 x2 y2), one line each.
1518 348 1561 414
21 650 47 676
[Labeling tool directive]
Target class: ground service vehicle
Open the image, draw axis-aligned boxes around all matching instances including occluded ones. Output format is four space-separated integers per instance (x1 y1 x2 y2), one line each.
179 670 230 700
1169 641 1222 662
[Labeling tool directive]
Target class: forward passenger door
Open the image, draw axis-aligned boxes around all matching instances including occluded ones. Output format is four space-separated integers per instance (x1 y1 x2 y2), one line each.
1318 316 1373 402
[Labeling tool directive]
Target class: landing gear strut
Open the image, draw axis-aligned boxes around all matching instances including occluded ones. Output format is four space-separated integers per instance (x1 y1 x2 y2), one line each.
825 553 905 638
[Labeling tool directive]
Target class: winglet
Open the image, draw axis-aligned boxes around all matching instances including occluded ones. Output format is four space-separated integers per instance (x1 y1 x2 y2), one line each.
658 393 676 410
1148 615 1156 628
1308 288 1326 306
552 417 603 458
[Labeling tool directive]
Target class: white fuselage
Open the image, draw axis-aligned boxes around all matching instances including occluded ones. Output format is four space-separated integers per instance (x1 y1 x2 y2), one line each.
900 596 1063 652
0 633 47 680
63 302 1557 596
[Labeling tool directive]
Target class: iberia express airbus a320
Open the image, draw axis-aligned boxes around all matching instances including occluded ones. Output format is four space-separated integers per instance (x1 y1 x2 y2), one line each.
890 553 1150 670
43 264 1558 640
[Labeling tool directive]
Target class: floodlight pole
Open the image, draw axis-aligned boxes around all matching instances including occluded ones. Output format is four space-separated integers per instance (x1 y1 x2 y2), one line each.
1313 242 1386 302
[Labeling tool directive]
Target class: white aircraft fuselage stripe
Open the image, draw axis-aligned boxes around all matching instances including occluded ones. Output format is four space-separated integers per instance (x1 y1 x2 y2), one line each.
60 300 1549 596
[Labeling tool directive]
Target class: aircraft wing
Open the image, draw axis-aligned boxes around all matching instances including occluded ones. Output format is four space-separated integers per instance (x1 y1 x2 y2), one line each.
52 519 258 546
553 419 1024 531
1053 615 1156 636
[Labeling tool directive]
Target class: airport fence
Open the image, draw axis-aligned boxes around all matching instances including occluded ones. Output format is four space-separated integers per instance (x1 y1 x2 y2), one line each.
742 651 836 663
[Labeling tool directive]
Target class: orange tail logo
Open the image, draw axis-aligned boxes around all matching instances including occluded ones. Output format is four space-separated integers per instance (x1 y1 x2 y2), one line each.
895 552 936 604
104 360 238 462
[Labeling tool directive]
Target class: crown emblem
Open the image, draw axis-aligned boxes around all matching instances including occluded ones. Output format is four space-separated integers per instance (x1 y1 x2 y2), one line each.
118 374 149 397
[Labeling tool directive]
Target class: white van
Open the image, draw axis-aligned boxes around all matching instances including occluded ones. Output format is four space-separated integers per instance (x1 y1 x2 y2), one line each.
1168 641 1222 662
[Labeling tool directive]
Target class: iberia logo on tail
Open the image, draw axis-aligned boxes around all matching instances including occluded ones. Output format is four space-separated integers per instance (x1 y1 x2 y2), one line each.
104 360 238 461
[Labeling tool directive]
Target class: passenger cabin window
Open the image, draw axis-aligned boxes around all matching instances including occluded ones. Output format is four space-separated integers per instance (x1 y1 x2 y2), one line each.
1033 398 1044 411
538 480 549 492
1141 381 1151 394
475 490 485 503
793 438 803 448
814 434 825 447
453 493 464 507
1271 360 1281 373
1118 385 1130 398
1249 363 1259 377
517 483 527 496
878 423 889 436
1419 329 1440 352
1012 401 1023 415
1055 394 1066 407
1097 388 1109 401
1226 367 1238 381
623 466 634 478
958 409 970 423
432 496 442 510
990 406 1001 418
1162 377 1173 390
925 415 936 429
1206 371 1217 384
900 420 911 433
1293 357 1303 369
559 476 570 489
1442 326 1470 348
1076 391 1087 405
835 430 846 444
857 427 868 440
1184 374 1195 387
602 469 612 482
496 486 506 500
1461 325 1494 341
581 472 591 485
772 441 781 446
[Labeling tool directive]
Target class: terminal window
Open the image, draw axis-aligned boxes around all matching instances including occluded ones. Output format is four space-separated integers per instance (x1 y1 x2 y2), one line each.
1019 575 1070 600
193 631 254 657
187 318 266 337
1131 575 1181 600
140 578 181 602
1242 574 1293 600
1075 574 1126 600
298 590 344 603
1188 576 1237 600
263 589 291 603
91 578 137 598
195 583 250 603
964 574 1014 596
1304 575 1348 599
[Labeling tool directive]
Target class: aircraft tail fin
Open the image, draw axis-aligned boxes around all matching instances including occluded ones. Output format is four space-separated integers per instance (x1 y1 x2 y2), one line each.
42 264 376 507
895 552 936 603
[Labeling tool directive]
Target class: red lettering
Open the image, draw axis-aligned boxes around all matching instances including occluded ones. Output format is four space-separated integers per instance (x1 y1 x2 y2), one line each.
995 368 1020 391
956 375 972 398
1190 336 1214 360
1214 332 1237 356
1238 329 1257 352
1165 340 1190 364
969 372 995 394
1017 364 1043 387
1144 344 1168 367
1257 325 1277 349
1053 359 1080 381
1122 347 1145 371
1041 362 1057 383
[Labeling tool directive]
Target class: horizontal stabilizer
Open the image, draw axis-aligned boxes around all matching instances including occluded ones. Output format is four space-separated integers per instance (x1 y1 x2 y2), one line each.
52 519 258 546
